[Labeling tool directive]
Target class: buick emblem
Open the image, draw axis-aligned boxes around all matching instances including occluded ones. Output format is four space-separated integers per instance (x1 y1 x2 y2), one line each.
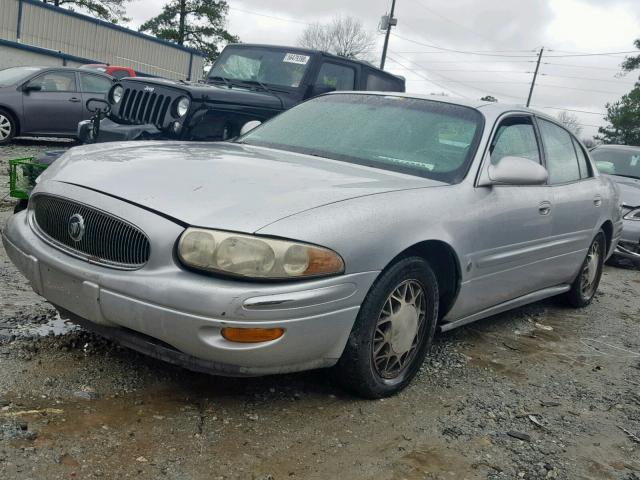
68 214 85 242
144 86 155 92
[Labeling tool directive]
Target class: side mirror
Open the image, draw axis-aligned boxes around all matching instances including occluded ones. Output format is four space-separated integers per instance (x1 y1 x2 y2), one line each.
240 120 262 136
23 84 42 93
481 156 548 186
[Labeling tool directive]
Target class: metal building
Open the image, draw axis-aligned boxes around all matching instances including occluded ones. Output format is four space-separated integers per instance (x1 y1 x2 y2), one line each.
0 0 205 80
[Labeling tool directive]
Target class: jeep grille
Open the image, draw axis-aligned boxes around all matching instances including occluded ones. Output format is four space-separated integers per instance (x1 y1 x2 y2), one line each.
111 86 173 127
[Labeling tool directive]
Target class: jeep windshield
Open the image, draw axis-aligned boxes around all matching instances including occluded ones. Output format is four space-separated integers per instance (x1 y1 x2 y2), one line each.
0 67 43 87
591 146 640 180
239 94 484 184
208 47 311 89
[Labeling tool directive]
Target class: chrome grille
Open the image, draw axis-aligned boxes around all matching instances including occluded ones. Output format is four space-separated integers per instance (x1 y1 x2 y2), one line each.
115 87 171 126
31 195 150 269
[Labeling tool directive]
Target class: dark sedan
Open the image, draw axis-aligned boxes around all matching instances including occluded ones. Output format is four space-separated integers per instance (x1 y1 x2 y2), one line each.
0 66 113 144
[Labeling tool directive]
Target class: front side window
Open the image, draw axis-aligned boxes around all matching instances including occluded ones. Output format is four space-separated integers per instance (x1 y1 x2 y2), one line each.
208 47 311 88
28 71 76 92
366 72 402 92
490 117 540 166
315 63 355 91
538 119 581 184
79 73 112 93
240 94 484 184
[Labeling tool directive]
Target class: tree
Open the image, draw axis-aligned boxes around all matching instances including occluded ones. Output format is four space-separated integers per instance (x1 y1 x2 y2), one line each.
597 39 640 145
139 0 238 63
622 39 640 72
596 87 640 145
480 95 497 102
44 0 131 23
298 16 375 60
557 111 583 137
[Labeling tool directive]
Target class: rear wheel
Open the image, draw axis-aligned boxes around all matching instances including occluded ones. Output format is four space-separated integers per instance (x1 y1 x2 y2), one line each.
0 109 16 145
565 230 605 308
334 256 438 398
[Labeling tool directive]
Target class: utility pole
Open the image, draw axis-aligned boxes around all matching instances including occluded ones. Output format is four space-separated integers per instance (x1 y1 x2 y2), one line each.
526 47 544 107
380 0 398 70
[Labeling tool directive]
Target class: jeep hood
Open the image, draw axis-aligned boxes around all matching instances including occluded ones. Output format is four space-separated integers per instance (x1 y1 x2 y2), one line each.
123 77 284 110
38 142 441 233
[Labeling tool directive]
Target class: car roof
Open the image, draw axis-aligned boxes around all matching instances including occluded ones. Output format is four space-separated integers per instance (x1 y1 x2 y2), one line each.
20 66 112 77
223 43 403 80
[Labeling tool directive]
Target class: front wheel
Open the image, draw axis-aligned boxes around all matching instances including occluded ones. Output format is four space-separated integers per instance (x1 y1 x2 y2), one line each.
334 256 439 398
0 109 16 145
564 230 605 308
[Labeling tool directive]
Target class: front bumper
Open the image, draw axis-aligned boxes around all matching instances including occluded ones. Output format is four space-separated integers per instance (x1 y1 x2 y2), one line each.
2 184 378 376
78 118 168 144
614 219 640 261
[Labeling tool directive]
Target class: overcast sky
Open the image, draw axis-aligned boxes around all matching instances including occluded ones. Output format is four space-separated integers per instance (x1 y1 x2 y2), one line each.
124 0 640 138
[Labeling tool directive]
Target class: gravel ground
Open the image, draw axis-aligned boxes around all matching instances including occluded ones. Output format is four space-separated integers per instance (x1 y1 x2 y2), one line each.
1 141 639 480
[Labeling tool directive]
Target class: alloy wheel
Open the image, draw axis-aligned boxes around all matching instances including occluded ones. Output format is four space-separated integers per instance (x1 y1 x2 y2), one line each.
580 238 601 298
372 279 427 379
0 114 11 141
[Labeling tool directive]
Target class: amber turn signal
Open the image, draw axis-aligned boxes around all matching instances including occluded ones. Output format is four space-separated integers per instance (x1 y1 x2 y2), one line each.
221 327 284 343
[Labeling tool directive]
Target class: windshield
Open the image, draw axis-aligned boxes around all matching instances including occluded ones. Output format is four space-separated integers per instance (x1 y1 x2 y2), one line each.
0 67 42 87
240 94 484 183
591 147 640 179
208 47 311 89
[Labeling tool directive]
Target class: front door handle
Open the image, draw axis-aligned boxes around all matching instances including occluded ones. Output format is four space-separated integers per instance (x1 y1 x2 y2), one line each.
69 97 81 103
538 201 552 216
593 195 602 207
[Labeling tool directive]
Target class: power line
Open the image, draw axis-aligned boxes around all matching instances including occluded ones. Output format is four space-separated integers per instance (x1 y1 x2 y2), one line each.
540 73 637 85
531 105 606 116
535 83 627 95
412 0 496 44
544 50 638 58
390 32 538 58
228 7 312 26
385 56 471 98
543 62 624 71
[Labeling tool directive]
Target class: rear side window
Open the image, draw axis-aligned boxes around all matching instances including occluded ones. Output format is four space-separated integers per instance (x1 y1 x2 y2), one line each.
490 117 540 165
79 73 112 93
572 138 591 179
366 71 401 91
538 119 580 184
315 63 355 90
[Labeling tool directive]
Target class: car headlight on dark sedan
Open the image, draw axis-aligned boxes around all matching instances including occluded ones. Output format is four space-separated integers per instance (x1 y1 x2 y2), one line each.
178 228 344 279
111 85 124 104
175 96 190 117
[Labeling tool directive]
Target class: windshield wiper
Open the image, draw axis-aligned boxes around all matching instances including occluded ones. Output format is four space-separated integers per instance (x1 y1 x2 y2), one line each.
209 75 232 88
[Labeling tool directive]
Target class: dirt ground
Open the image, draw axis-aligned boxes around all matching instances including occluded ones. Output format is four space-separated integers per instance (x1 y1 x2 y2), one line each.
1 140 639 480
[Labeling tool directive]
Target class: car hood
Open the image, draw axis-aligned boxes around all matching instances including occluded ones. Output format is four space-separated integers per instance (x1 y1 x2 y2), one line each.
122 77 284 110
610 175 640 207
40 142 441 233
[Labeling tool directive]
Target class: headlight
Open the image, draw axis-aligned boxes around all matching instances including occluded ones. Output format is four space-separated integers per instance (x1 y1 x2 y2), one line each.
111 85 124 104
624 207 640 221
175 96 190 117
178 228 344 279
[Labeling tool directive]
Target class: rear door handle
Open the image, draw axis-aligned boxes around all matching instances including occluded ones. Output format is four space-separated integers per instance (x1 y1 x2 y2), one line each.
593 195 602 207
538 201 552 216
69 97 81 103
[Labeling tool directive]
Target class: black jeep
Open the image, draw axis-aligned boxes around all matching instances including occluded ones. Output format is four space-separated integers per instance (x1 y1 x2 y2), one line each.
79 44 405 143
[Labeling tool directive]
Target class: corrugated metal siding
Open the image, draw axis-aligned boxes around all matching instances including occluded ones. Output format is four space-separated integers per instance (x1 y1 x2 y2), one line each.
0 0 19 41
0 0 204 80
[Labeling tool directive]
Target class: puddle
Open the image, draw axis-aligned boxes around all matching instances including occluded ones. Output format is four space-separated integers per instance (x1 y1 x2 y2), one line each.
13 313 78 337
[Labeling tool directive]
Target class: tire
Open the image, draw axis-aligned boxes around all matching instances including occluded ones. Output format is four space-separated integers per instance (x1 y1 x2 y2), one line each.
564 230 606 308
13 200 28 214
334 256 439 398
0 108 16 145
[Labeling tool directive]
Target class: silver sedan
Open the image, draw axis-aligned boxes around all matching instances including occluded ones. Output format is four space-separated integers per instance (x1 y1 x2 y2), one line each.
2 93 621 398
